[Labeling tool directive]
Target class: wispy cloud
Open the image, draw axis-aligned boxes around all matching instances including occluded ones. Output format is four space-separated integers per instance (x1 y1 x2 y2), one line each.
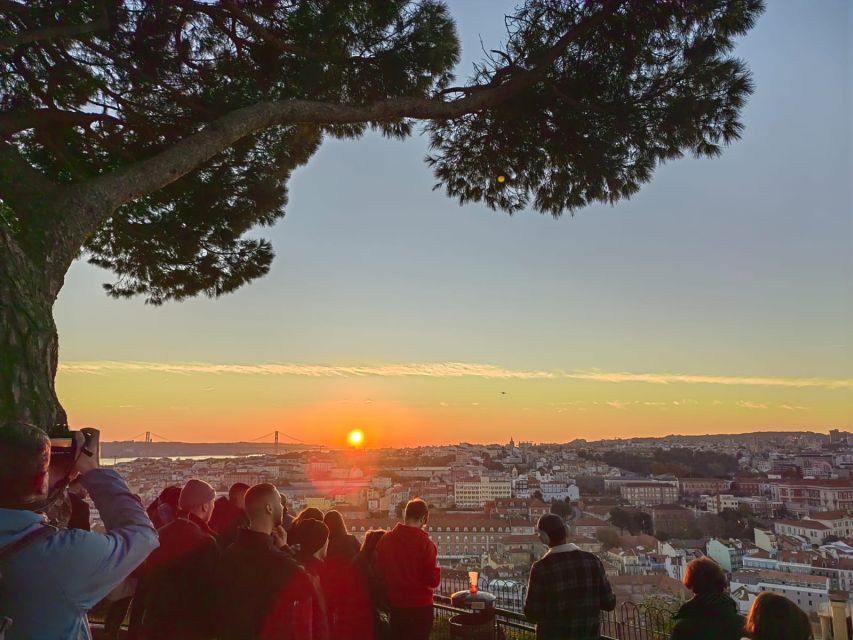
737 401 769 410
58 360 853 391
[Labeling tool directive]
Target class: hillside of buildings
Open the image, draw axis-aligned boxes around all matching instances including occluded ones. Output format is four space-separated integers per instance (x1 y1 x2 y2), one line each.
90 428 853 636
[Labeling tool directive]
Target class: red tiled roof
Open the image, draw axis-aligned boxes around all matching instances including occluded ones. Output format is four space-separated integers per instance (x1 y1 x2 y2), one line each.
810 510 849 521
775 519 830 531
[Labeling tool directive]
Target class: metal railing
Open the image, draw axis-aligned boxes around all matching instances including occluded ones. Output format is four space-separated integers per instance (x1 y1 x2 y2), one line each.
431 596 674 640
439 575 527 613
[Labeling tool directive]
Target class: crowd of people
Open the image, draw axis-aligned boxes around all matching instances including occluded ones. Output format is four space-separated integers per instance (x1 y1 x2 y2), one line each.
0 421 821 640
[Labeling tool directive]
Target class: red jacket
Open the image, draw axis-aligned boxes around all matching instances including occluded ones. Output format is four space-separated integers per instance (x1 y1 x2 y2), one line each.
374 524 440 608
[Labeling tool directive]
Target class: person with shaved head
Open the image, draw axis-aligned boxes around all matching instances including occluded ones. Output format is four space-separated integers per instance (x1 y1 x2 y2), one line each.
219 483 316 640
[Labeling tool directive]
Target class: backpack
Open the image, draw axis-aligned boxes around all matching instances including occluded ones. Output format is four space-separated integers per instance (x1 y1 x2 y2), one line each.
0 525 55 639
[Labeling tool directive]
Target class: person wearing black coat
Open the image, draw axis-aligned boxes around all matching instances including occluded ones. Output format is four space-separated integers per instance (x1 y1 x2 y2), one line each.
669 557 744 640
219 484 315 640
130 479 221 640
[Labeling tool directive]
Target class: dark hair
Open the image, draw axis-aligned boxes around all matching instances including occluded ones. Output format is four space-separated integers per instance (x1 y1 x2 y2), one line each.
683 557 727 595
289 518 329 557
404 498 429 522
323 510 348 539
293 507 324 527
537 513 567 546
229 482 250 501
360 529 386 555
0 422 50 508
160 486 181 509
744 592 813 640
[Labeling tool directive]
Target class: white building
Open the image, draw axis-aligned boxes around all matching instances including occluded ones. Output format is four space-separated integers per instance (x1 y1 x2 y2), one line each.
754 528 779 554
541 481 580 502
774 519 831 546
707 538 748 572
455 477 512 508
730 569 830 616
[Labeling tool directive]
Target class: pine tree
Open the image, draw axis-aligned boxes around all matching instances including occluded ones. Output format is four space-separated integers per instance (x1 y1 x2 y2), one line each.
0 0 763 433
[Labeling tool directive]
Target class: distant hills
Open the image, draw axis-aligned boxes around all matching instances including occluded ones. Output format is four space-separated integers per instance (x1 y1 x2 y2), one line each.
102 440 317 459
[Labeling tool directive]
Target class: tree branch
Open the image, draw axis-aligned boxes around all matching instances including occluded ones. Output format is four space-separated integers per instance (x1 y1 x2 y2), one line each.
0 12 110 51
0 109 120 136
48 0 623 281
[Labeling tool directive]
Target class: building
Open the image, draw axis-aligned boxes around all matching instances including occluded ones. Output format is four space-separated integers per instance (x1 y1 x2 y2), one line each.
731 477 764 497
541 481 580 502
774 519 831 546
651 504 695 536
454 477 513 508
709 494 739 513
621 482 679 507
771 479 853 512
572 517 616 539
707 538 748 572
679 478 732 497
608 574 690 605
730 569 830 616
754 528 779 554
347 516 531 561
810 511 853 538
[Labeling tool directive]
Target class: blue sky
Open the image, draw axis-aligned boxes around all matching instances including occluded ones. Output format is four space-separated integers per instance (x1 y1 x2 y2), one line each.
54 1 852 443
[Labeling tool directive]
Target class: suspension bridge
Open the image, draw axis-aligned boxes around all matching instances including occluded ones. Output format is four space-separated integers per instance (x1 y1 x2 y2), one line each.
125 429 309 454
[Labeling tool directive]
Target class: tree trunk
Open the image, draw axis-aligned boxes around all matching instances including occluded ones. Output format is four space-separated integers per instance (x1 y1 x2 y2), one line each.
0 226 68 435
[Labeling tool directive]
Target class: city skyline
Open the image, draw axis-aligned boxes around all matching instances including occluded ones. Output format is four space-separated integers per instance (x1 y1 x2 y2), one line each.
54 1 852 445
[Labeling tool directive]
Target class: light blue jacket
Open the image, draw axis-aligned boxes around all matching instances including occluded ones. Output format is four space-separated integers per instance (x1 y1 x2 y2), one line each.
0 468 159 639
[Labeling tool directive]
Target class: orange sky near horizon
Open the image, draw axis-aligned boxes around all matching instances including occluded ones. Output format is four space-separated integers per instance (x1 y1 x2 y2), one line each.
56 360 853 447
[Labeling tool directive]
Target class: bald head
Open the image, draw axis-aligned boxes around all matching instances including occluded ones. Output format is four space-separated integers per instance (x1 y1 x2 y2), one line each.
245 483 283 530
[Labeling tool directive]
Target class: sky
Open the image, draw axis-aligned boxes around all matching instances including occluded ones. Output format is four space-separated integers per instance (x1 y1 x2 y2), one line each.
54 1 852 447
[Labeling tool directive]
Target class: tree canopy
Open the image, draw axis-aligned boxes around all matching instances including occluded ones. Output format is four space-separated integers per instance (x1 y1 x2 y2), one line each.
1 0 762 306
0 0 764 431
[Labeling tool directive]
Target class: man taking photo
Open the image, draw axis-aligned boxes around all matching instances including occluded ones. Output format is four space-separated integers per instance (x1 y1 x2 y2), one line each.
524 513 616 640
0 421 159 640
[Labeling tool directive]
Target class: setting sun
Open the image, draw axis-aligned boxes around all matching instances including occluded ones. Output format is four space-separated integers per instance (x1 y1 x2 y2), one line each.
347 429 365 447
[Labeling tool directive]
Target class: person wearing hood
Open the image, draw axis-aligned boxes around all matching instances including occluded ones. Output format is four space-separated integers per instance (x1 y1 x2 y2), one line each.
669 557 744 640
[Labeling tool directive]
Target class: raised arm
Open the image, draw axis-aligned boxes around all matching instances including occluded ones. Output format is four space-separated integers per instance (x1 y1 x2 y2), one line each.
63 468 159 608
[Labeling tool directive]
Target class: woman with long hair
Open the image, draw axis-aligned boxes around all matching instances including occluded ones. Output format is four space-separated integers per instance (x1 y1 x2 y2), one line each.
323 510 361 561
354 530 390 640
320 511 371 638
743 592 813 640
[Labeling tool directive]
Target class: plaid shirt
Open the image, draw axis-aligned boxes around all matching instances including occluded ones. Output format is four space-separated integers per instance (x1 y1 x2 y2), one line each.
523 544 616 640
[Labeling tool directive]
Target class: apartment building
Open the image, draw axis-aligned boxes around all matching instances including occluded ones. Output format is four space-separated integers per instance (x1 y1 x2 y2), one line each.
679 477 732 496
651 504 695 535
774 519 832 545
771 479 853 512
454 477 512 508
707 538 748 572
621 482 679 507
348 516 531 560
730 569 830 616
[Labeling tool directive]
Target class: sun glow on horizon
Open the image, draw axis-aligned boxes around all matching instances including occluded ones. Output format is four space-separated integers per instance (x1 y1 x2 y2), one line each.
347 429 365 447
